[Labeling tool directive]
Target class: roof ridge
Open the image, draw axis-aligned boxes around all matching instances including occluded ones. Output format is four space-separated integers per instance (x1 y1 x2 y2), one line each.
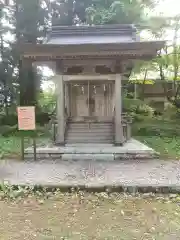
48 24 136 39
51 24 136 32
51 24 136 28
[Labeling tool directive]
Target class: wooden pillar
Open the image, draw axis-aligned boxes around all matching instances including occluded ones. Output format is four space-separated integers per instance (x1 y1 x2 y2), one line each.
115 74 124 145
65 83 70 116
55 61 65 145
55 75 65 145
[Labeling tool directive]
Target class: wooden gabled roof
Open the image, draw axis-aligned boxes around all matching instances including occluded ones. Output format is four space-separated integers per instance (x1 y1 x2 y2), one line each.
17 24 165 61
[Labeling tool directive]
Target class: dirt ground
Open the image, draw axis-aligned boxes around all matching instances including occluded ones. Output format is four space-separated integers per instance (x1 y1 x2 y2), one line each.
0 192 180 240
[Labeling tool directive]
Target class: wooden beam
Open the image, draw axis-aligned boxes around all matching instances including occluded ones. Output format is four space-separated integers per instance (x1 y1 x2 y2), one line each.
63 74 116 81
23 50 156 59
63 59 116 67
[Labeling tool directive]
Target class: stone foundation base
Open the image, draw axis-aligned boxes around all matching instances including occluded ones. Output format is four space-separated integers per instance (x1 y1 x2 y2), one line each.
25 139 159 161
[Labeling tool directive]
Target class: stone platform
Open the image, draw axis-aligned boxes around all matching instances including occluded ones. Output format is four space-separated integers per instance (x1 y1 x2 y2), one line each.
1 159 180 192
25 139 159 161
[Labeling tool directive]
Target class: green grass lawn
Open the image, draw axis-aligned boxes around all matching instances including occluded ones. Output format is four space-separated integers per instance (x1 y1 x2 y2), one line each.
0 118 179 160
0 193 180 239
0 136 49 159
133 118 180 159
0 124 51 159
0 135 180 160
0 137 22 159
136 136 180 159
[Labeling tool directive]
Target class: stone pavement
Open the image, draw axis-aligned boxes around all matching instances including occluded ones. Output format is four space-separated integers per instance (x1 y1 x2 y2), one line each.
0 159 180 190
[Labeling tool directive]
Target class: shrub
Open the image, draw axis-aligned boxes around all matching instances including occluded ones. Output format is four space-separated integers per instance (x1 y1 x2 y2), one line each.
136 104 154 116
0 114 18 126
0 124 49 137
123 98 154 117
131 113 149 122
36 112 51 126
0 125 17 137
123 98 141 113
162 102 177 119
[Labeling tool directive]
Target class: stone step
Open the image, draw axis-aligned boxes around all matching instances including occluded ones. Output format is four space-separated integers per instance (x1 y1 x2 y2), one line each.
66 133 113 137
66 128 113 133
25 152 157 161
66 136 113 140
65 122 114 144
24 139 158 161
61 154 114 161
65 140 114 144
67 128 114 132
66 138 113 142
65 144 114 147
67 125 114 129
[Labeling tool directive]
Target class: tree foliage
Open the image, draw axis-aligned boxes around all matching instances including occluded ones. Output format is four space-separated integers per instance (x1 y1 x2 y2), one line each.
133 15 180 109
0 0 177 112
49 0 158 26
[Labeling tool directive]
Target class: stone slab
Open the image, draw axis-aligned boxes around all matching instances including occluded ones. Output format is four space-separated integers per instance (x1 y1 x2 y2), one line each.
25 139 156 155
1 160 180 192
61 154 114 161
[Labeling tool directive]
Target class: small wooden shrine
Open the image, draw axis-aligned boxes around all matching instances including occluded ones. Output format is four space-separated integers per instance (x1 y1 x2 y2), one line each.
19 24 164 146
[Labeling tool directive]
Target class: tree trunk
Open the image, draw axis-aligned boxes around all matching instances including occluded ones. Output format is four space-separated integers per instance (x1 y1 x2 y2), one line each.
140 69 148 100
19 59 37 106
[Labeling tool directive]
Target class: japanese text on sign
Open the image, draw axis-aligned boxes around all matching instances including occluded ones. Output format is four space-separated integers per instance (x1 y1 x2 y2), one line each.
17 106 36 130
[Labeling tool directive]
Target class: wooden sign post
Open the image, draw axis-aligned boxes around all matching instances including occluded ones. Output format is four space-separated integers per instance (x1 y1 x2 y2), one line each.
17 106 36 161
